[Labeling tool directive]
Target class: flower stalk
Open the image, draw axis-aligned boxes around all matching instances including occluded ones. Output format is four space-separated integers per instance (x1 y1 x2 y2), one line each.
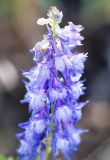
17 7 88 160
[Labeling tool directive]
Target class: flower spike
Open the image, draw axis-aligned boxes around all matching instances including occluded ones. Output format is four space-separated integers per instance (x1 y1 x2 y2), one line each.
17 7 88 160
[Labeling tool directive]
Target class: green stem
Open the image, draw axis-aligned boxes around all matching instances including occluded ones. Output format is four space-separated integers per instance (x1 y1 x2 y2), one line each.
52 20 57 40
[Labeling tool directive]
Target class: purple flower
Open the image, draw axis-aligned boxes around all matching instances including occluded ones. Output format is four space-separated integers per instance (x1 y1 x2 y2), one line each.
56 22 84 50
48 87 67 102
21 89 46 113
56 137 69 151
55 106 73 123
17 6 88 160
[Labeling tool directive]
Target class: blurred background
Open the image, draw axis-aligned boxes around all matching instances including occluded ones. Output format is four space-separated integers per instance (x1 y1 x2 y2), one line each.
0 0 110 160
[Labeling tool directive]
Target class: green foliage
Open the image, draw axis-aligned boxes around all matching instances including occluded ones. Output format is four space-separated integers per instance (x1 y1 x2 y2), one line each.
81 0 110 29
0 0 14 17
0 155 16 160
35 0 62 11
0 154 7 160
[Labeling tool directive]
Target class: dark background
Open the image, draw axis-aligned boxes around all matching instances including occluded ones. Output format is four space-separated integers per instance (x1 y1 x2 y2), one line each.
0 0 110 159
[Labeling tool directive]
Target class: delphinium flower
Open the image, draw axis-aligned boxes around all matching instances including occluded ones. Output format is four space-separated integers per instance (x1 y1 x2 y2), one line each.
17 7 88 160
